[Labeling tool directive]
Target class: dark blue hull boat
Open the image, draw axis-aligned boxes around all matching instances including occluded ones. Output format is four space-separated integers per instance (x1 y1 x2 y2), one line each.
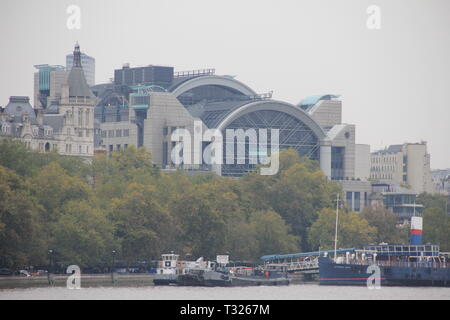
319 256 450 287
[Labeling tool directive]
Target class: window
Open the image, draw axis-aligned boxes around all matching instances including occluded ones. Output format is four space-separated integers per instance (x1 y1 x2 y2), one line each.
354 192 360 211
117 144 121 151
116 129 122 137
163 127 168 136
163 142 168 166
109 145 113 152
123 129 130 137
108 130 114 138
78 109 83 126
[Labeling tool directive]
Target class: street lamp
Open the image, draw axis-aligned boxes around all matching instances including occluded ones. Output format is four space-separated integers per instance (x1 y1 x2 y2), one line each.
48 249 54 286
48 249 53 273
111 250 116 285
112 250 116 273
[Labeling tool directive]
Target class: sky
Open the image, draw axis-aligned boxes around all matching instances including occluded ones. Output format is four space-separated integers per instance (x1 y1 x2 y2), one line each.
0 0 449 168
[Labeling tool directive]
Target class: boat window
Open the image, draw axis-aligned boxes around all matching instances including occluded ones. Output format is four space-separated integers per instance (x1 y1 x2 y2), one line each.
395 246 402 252
425 245 432 251
402 246 409 252
418 246 424 251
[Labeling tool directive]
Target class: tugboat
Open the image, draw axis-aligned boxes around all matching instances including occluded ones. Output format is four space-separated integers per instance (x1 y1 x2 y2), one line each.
153 253 214 286
153 253 180 286
176 256 291 287
319 216 450 287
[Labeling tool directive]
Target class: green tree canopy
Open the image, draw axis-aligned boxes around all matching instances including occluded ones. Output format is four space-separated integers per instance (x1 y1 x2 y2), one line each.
309 207 377 250
360 206 409 244
423 208 450 251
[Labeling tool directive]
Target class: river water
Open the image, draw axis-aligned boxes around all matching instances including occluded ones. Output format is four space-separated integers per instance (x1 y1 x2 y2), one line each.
0 284 449 300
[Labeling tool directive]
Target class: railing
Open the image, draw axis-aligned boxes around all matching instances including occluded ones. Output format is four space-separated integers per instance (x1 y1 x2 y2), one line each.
265 259 319 272
343 259 449 269
173 69 215 78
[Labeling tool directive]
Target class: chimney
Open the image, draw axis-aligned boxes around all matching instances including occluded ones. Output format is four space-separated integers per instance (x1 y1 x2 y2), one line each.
410 216 423 245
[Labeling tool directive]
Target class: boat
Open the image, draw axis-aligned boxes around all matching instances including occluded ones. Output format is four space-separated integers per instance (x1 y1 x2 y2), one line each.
319 215 450 287
153 253 180 285
176 265 291 287
153 253 214 286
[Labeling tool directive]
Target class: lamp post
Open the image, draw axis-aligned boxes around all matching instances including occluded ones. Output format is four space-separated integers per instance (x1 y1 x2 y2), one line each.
334 193 340 262
111 250 116 285
48 249 54 286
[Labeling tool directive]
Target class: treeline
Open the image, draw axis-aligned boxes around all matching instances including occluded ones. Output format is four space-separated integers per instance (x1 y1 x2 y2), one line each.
417 193 450 251
0 139 432 271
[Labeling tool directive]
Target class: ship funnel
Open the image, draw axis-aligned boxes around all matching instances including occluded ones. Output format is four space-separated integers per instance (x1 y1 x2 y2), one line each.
410 216 423 245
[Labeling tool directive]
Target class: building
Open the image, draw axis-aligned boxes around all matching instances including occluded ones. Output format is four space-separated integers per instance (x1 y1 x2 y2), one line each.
33 64 68 110
355 144 371 180
431 169 450 195
93 70 352 177
1 43 95 158
66 49 95 86
2 43 431 223
370 183 423 222
370 142 436 194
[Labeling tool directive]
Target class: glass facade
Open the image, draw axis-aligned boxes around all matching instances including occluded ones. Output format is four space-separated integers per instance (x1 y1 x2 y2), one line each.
331 146 345 179
220 109 320 177
383 193 423 220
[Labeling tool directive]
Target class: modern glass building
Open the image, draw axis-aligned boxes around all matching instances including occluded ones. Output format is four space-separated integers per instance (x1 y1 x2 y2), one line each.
66 51 95 86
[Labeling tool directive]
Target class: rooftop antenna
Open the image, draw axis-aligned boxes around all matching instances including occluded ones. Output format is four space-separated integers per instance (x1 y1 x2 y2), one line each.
334 193 340 262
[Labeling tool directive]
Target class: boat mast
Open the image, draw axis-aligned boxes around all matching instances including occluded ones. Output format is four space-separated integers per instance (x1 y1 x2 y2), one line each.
334 193 339 262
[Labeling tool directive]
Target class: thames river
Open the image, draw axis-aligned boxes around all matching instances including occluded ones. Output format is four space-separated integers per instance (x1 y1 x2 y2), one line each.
0 284 449 300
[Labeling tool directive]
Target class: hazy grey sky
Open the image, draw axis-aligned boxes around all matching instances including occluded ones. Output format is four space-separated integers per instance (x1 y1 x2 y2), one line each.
1 0 449 168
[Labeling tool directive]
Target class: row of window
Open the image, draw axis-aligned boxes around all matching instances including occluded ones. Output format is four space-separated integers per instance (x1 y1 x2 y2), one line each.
370 173 394 180
371 156 398 164
65 108 91 127
101 129 130 138
65 144 90 154
107 144 128 152
371 165 397 172
345 191 369 212
66 127 91 138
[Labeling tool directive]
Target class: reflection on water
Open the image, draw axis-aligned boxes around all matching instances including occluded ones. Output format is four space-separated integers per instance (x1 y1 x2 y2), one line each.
0 284 449 300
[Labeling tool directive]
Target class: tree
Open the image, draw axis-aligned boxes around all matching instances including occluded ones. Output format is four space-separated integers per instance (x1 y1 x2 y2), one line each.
309 208 377 250
111 183 173 264
248 210 299 259
360 206 408 244
423 208 450 251
0 138 89 178
417 193 449 214
0 165 47 269
242 149 340 251
92 146 159 203
51 200 115 268
29 162 91 224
